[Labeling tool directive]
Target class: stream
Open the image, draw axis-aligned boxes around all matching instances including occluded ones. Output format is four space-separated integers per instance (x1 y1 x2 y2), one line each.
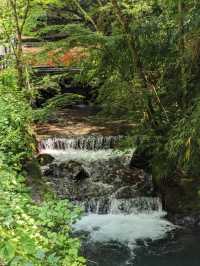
39 135 200 266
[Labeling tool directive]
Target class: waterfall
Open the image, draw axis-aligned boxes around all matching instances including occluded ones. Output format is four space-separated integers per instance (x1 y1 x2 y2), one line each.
39 135 123 152
73 196 175 258
40 134 175 265
82 197 162 215
38 135 129 163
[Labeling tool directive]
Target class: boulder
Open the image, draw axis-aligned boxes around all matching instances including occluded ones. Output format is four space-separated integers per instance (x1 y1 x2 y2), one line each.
44 160 90 182
114 186 139 199
129 148 152 172
42 156 154 201
37 154 55 166
24 158 42 180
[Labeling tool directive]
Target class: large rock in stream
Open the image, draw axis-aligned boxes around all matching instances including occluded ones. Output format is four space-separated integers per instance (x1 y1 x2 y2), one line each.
157 174 200 227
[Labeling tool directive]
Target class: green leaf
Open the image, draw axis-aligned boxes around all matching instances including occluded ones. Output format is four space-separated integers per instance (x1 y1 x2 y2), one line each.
0 240 16 261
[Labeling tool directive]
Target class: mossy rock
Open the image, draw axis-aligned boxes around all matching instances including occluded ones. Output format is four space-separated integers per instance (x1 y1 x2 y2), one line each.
37 154 55 166
160 175 200 215
24 158 42 180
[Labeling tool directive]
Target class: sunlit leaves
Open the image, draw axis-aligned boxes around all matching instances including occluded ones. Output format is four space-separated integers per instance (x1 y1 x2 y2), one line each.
0 158 85 266
0 68 85 265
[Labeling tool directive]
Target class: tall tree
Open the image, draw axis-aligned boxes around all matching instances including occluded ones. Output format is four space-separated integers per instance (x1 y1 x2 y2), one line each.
0 0 31 90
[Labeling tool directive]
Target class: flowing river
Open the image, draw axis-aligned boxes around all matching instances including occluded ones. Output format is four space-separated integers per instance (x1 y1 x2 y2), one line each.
39 136 200 266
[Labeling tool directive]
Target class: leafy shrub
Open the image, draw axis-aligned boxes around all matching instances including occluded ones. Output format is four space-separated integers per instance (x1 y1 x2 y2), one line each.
0 157 85 266
34 93 85 122
0 69 34 167
0 69 86 265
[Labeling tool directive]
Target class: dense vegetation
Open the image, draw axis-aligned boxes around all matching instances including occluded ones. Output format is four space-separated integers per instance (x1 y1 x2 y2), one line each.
1 0 200 264
26 1 200 184
0 1 86 265
0 68 85 265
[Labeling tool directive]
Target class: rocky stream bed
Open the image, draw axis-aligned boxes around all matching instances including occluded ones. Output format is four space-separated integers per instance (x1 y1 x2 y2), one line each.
33 106 200 266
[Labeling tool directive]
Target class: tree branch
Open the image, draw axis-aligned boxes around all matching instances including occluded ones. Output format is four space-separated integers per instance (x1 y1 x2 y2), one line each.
72 0 99 31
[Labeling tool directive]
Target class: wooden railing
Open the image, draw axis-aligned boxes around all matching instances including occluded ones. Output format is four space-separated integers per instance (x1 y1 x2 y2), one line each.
33 66 81 75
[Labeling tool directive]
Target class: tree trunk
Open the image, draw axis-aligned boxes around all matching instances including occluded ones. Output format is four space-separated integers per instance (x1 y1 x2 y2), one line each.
16 33 25 90
9 0 25 89
178 0 187 108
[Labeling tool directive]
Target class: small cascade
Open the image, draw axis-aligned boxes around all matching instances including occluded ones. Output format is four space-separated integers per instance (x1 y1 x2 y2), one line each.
82 197 162 215
40 134 175 265
109 197 162 214
73 196 175 260
38 135 128 163
39 135 122 153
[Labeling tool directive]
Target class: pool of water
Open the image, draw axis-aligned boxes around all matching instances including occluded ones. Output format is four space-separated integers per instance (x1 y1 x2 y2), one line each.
79 229 200 266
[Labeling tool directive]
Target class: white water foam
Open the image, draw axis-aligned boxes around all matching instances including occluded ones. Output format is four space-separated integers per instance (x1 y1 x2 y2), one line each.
74 198 175 254
39 136 131 163
40 148 129 163
73 211 175 250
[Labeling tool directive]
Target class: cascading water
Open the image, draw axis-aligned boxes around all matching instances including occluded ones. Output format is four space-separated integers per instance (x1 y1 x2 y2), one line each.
38 135 128 163
39 135 123 152
40 135 176 266
74 197 175 266
83 197 163 215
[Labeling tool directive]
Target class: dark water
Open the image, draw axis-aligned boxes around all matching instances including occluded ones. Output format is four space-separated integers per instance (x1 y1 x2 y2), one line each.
82 230 200 266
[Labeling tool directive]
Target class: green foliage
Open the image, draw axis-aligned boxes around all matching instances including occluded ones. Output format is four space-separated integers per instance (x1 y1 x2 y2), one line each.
0 68 85 265
23 5 47 35
70 0 200 180
166 97 200 176
44 93 85 109
0 69 34 167
0 158 85 266
34 93 85 122
24 0 200 181
0 2 88 265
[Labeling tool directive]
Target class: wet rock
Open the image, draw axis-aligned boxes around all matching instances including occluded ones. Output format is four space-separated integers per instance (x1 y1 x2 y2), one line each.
24 158 42 180
49 179 114 201
168 213 200 228
59 160 90 181
44 160 90 181
75 168 90 182
129 148 152 172
23 158 44 202
37 154 55 166
156 172 200 227
42 156 153 202
114 186 139 199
